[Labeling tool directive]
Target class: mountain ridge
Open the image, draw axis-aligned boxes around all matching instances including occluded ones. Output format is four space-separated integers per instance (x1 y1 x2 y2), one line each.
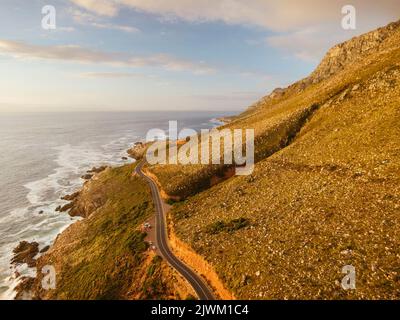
238 19 400 117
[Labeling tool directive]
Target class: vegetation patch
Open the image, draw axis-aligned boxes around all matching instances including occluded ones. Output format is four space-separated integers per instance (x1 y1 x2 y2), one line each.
205 217 250 235
141 255 167 300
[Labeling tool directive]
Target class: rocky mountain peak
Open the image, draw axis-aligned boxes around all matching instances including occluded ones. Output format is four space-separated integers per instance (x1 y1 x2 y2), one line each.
309 20 400 84
253 20 400 109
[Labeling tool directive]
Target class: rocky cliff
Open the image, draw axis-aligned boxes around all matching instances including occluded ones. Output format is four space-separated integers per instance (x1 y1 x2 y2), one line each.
243 20 400 114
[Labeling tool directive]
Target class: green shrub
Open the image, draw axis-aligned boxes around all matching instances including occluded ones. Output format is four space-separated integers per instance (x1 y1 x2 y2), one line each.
206 217 250 235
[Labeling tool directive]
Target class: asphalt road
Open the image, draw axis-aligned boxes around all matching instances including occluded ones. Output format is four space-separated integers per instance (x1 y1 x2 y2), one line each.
135 161 215 300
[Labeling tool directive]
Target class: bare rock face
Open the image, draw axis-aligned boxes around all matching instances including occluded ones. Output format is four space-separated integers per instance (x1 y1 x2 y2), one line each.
246 20 400 112
56 202 74 213
67 169 111 218
79 166 108 180
309 20 400 84
56 168 110 217
11 241 39 268
127 142 148 160
61 192 80 201
268 88 285 99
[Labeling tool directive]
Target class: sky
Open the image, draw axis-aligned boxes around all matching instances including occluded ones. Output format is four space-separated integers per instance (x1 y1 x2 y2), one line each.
0 0 399 112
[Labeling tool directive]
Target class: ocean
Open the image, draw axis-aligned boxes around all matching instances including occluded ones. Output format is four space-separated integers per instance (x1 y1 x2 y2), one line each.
0 111 234 299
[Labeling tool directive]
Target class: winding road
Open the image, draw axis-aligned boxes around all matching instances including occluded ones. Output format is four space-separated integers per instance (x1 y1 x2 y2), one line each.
135 161 215 300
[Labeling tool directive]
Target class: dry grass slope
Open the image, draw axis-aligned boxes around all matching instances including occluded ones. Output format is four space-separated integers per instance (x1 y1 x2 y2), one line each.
151 21 400 299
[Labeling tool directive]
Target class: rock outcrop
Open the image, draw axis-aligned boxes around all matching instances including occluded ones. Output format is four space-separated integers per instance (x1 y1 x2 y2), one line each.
11 241 39 268
309 20 400 85
87 166 108 174
243 20 400 114
127 142 149 160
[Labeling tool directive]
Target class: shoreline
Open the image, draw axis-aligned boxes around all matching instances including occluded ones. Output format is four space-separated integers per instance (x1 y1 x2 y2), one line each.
0 135 141 299
7 115 231 300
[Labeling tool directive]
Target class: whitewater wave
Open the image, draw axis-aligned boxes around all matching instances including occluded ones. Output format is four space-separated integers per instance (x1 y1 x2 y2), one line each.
0 135 137 300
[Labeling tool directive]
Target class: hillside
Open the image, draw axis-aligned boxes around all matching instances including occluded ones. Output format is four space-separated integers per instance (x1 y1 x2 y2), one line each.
15 164 195 300
145 23 400 201
147 20 400 299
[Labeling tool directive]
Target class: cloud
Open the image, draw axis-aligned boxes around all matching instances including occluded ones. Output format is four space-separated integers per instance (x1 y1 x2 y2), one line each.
70 0 119 17
69 0 400 32
71 9 139 33
265 11 399 63
0 40 216 74
89 22 139 32
266 28 340 62
68 1 400 63
57 26 76 32
238 71 271 80
191 91 264 102
80 72 156 78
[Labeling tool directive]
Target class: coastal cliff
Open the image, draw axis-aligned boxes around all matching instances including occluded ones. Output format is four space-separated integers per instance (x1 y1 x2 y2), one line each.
15 164 195 300
12 20 400 300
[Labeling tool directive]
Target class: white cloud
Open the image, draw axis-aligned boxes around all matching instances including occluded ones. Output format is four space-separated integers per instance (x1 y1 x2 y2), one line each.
266 28 340 62
69 0 400 32
265 15 397 63
0 40 216 75
191 91 264 102
70 9 139 33
68 0 400 63
80 72 157 78
57 26 76 32
70 0 119 17
90 22 139 33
